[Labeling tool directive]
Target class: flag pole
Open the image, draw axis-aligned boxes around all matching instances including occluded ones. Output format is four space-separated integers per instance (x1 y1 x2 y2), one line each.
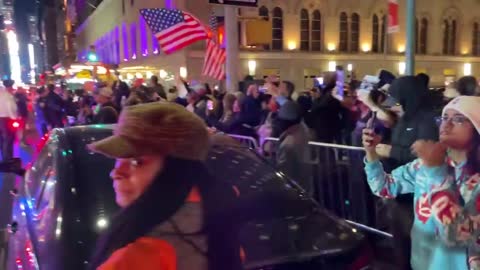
405 0 416 75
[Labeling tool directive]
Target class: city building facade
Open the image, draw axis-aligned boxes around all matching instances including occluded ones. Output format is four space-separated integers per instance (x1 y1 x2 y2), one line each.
75 0 480 89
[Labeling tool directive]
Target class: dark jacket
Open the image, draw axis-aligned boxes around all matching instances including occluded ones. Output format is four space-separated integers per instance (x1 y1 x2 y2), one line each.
214 112 257 138
42 91 65 127
113 81 130 108
306 94 344 143
240 96 262 127
93 102 119 124
276 122 311 194
152 84 167 99
388 76 439 166
14 92 28 118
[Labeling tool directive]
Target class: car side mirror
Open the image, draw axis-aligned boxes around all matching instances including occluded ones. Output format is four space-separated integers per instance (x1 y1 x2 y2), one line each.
0 158 25 177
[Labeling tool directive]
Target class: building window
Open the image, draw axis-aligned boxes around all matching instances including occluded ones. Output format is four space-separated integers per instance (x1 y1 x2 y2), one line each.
272 7 283 50
443 19 457 55
238 8 242 46
300 9 309 51
311 10 321 51
450 20 457 55
372 14 379 53
339 12 348 52
140 17 148 57
122 0 125 15
473 22 480 56
381 15 387 52
350 13 360 52
443 20 450 55
419 18 428 54
259 6 268 18
130 23 137 59
259 6 269 50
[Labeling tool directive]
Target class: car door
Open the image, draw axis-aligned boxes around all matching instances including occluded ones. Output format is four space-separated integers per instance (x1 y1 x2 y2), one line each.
8 141 55 270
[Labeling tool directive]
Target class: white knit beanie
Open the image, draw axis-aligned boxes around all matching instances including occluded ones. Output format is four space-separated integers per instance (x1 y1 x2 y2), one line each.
442 96 480 134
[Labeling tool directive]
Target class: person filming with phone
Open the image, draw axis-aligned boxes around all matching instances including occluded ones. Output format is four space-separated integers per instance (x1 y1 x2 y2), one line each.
364 75 439 270
363 96 480 270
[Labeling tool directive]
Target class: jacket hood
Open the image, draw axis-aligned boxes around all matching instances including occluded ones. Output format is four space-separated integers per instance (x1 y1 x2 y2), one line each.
389 76 428 117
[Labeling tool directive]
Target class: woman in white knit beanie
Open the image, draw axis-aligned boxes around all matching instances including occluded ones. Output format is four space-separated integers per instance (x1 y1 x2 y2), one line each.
363 96 480 270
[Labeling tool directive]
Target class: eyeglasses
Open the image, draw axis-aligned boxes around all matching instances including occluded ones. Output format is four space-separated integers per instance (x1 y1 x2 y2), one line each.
436 116 470 126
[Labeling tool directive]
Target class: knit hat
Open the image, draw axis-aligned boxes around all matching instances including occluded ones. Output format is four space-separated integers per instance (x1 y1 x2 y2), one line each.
87 102 209 161
442 96 480 134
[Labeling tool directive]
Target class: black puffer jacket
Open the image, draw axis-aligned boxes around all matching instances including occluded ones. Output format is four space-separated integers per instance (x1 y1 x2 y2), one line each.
388 76 439 166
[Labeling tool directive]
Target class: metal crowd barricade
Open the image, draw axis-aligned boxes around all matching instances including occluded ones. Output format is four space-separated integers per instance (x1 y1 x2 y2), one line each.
261 137 389 237
227 134 260 152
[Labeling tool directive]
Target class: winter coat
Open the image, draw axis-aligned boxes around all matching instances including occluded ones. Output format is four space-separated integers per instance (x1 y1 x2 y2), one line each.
306 94 344 143
41 91 65 128
152 84 167 100
14 93 29 118
276 122 311 194
365 157 480 270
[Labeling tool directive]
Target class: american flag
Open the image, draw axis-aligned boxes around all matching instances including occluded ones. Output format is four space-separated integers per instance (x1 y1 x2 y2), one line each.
202 10 225 80
140 8 208 54
209 10 218 41
202 39 226 80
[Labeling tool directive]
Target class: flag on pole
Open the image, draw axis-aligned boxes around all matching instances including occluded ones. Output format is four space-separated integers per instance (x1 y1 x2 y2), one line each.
202 10 226 80
140 8 208 54
209 10 219 41
388 0 399 33
202 39 226 80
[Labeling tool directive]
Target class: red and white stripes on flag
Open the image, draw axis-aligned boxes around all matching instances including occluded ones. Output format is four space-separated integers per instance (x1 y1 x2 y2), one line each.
156 12 208 53
202 39 226 80
141 9 208 54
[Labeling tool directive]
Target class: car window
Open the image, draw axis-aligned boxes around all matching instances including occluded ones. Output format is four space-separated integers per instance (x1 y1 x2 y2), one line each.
25 141 53 208
35 167 56 216
65 129 118 266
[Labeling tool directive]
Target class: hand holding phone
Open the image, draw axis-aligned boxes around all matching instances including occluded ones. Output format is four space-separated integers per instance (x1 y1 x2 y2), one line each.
207 100 214 111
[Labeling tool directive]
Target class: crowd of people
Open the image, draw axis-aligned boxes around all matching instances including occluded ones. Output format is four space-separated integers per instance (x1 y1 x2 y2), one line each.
1 68 480 269
80 69 480 270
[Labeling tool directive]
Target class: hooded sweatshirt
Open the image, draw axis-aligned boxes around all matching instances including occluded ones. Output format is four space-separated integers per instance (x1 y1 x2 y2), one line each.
388 76 439 166
365 157 480 270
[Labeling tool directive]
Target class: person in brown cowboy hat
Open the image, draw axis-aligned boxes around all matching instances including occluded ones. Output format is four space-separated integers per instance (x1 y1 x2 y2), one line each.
87 102 242 270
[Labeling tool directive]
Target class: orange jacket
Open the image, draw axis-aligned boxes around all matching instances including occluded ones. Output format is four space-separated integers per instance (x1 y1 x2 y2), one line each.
97 188 244 270
98 237 177 270
98 189 204 270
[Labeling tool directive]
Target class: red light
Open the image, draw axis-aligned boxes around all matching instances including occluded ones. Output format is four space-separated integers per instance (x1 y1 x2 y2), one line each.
12 121 20 128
